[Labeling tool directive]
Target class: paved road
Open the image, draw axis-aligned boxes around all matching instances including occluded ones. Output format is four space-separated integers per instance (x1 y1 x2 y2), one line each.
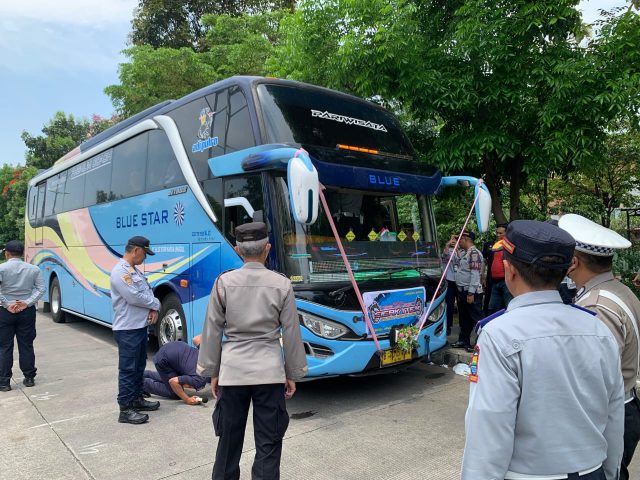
1 310 638 479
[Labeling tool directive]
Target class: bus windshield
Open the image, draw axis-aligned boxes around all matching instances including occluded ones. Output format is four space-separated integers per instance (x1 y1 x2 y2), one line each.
270 176 441 285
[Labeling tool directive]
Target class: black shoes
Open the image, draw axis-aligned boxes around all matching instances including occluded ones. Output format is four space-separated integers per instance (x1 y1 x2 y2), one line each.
23 377 35 387
0 385 11 392
451 341 471 349
130 396 160 411
118 408 149 425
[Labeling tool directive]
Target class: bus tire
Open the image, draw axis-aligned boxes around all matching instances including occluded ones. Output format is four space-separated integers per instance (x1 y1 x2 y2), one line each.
156 293 186 346
50 277 66 324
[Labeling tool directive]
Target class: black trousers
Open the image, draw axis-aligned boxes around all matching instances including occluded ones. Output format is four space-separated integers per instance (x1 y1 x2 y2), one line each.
212 384 289 480
445 280 457 332
456 291 483 345
113 327 147 406
621 397 640 480
0 306 37 386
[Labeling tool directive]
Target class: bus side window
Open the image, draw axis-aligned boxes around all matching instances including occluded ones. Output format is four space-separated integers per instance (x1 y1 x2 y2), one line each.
207 89 229 160
28 186 38 222
146 130 185 192
226 87 254 153
201 178 223 225
36 183 46 220
84 150 114 205
110 133 148 200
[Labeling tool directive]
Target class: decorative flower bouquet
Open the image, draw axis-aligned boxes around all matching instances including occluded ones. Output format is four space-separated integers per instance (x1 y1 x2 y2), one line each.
395 325 420 354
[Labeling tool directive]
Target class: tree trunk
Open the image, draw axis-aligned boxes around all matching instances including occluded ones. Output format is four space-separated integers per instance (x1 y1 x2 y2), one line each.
482 154 508 224
509 156 525 221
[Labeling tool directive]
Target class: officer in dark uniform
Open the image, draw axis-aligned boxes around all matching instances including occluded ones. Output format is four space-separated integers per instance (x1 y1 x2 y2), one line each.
198 222 307 480
462 220 624 480
110 236 161 424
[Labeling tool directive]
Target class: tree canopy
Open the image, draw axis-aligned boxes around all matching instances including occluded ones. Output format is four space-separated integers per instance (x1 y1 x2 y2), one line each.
270 0 640 221
129 0 295 51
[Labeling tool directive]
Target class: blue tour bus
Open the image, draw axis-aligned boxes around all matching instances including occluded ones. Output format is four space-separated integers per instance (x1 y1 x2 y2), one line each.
25 76 489 378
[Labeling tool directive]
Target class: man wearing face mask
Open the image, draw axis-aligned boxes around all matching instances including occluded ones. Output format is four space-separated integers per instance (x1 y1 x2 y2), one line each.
559 214 640 480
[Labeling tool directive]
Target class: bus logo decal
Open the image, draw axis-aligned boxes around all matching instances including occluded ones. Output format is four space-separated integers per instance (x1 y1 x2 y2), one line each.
173 202 185 226
192 107 219 153
310 109 387 132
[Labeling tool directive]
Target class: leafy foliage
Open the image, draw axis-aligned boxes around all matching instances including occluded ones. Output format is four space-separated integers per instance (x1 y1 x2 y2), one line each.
0 166 38 243
21 113 118 171
129 0 295 51
270 1 640 221
107 11 290 117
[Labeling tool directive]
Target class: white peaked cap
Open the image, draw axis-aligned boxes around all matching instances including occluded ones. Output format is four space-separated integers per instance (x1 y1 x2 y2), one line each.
558 214 631 257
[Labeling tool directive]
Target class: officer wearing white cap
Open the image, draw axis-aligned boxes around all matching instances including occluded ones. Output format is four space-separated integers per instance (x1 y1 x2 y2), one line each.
559 213 640 480
110 236 161 425
197 222 307 480
462 220 624 480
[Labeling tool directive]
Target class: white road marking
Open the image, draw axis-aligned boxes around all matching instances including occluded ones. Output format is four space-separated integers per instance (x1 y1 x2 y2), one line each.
30 392 59 401
77 441 107 455
29 414 89 429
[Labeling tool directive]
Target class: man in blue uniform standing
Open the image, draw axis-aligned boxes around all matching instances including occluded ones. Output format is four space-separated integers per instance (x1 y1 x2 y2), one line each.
143 335 207 405
462 220 624 480
110 236 161 424
0 240 45 391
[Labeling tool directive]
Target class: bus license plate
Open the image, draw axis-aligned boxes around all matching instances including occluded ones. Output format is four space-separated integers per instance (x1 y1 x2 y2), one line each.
380 349 412 367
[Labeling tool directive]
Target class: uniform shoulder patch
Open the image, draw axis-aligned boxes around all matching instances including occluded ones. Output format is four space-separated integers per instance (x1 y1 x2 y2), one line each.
475 309 506 334
469 345 479 383
122 274 133 286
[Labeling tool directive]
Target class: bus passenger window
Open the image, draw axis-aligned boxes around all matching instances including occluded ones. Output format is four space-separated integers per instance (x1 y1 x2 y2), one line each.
146 130 185 192
110 133 148 200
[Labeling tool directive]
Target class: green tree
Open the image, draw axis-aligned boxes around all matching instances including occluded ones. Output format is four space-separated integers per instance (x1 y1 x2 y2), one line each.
0 165 38 243
21 113 118 171
107 11 290 117
270 1 640 221
130 0 295 51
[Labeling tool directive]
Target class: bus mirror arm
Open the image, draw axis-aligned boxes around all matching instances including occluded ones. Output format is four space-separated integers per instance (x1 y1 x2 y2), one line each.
440 176 492 233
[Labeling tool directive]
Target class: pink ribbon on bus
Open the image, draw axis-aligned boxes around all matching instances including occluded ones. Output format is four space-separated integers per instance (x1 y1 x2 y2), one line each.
318 184 383 352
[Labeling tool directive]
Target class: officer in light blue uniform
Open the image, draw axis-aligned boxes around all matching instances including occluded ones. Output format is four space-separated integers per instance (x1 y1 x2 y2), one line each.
110 236 162 425
462 220 624 480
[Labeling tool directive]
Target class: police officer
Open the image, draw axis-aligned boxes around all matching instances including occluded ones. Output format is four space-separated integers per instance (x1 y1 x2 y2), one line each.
462 220 624 480
110 236 161 425
197 222 307 480
451 230 484 350
560 214 640 480
143 335 207 405
0 240 45 392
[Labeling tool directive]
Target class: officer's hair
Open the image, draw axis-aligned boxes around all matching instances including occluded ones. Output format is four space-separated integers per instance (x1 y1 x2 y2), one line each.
236 238 268 258
505 253 567 289
575 251 612 274
125 244 136 253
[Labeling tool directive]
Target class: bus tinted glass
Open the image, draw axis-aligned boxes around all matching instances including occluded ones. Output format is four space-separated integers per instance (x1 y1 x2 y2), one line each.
257 84 414 158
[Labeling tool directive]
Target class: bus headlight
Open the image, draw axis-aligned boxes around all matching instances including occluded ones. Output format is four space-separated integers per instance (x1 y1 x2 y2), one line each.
426 302 446 324
300 313 348 339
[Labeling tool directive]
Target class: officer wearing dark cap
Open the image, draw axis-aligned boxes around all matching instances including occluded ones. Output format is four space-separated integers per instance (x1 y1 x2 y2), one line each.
198 221 307 480
110 236 161 424
462 220 624 480
0 240 45 392
560 214 640 480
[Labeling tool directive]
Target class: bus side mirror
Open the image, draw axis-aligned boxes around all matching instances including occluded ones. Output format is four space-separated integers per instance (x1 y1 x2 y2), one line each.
475 183 491 233
288 151 319 224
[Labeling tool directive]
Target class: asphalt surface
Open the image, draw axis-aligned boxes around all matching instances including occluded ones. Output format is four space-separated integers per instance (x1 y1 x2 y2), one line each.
1 309 639 479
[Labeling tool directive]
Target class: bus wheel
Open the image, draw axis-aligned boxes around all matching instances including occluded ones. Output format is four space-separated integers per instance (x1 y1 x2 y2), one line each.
50 277 66 324
156 293 186 346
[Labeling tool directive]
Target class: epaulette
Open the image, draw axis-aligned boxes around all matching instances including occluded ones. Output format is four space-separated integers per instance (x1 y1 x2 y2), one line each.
570 303 597 316
475 308 506 334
